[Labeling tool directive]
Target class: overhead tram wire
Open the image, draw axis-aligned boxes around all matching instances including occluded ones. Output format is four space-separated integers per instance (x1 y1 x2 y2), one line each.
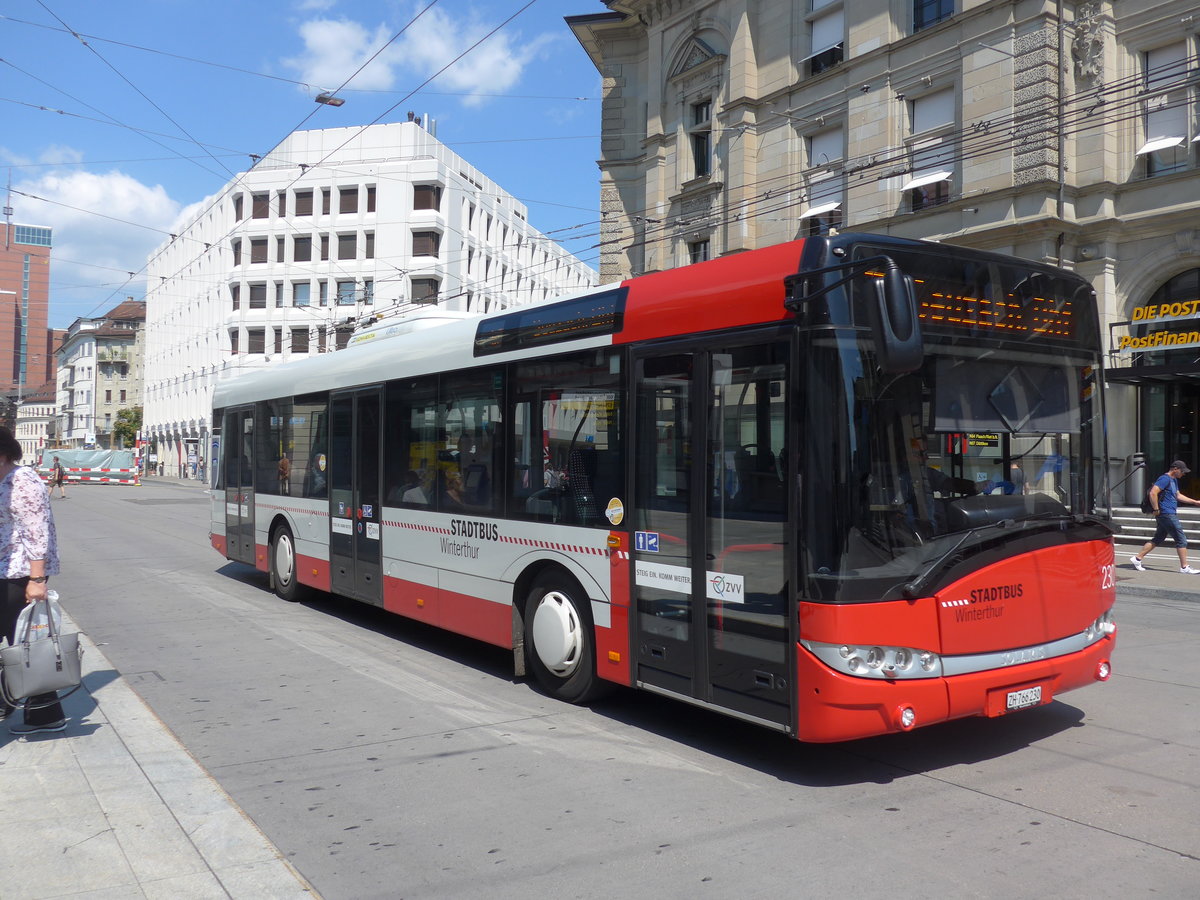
35 0 238 180
59 10 1161 324
133 0 547 322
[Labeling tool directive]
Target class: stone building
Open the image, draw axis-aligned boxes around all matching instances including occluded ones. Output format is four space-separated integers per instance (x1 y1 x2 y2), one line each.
56 299 145 451
568 0 1200 492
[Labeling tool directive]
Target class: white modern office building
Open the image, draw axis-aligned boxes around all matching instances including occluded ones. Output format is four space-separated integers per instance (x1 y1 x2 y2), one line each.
143 119 596 477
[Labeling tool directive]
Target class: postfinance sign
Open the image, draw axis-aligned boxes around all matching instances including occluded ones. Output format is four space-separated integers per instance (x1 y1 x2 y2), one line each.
1118 300 1200 354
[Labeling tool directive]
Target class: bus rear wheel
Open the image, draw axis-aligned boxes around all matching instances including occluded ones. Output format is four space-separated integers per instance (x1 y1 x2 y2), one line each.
271 524 303 602
524 572 606 704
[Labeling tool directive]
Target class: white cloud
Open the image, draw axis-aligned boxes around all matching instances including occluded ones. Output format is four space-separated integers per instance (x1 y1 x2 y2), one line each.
282 6 554 106
283 18 401 94
14 168 182 319
296 0 337 10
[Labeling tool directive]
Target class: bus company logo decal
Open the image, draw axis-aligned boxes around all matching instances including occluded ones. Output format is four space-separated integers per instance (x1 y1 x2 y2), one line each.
706 572 745 604
941 582 1023 622
450 519 500 541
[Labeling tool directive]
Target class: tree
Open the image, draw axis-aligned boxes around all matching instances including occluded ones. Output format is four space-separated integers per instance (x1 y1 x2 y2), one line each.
113 407 142 449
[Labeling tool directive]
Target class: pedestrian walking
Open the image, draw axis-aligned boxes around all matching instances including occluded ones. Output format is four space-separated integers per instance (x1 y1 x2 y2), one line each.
51 455 68 499
0 426 65 733
1131 459 1200 574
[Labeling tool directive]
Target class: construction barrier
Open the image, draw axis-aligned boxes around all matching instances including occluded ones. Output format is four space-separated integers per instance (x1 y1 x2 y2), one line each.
36 466 140 486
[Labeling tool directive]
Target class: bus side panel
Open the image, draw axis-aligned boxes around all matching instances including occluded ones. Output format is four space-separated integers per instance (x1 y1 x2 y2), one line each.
254 543 269 572
382 570 440 626
437 582 512 649
210 532 227 556
297 553 330 592
595 602 632 686
595 533 633 686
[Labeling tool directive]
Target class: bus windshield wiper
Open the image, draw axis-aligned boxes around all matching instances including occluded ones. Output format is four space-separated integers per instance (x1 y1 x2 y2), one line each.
901 519 1017 599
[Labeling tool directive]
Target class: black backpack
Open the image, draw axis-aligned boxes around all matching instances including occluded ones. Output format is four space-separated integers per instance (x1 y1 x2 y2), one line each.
1141 489 1156 515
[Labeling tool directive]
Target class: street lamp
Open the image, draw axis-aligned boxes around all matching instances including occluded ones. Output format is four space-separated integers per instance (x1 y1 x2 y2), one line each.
315 92 345 107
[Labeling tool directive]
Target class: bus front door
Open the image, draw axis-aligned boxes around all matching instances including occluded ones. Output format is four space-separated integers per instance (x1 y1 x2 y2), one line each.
224 407 256 566
633 342 791 729
328 389 383 605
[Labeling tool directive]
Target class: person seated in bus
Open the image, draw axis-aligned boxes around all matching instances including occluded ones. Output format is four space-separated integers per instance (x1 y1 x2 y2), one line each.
435 469 465 512
401 470 428 505
277 452 291 496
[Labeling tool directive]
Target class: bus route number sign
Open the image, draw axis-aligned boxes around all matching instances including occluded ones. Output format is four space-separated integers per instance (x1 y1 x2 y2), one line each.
635 532 660 553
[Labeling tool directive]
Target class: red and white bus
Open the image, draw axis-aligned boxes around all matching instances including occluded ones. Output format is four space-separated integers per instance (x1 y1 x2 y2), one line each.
210 233 1116 742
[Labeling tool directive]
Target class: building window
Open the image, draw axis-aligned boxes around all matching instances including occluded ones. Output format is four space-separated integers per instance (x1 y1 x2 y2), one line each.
233 194 244 221
336 280 357 305
412 277 440 304
230 329 240 354
337 233 357 260
365 231 375 259
688 239 710 264
275 282 285 307
807 1 844 76
247 328 265 354
295 191 313 216
294 236 312 262
252 193 269 219
319 328 328 352
119 390 126 403
363 279 374 304
803 127 845 234
276 236 285 262
413 231 441 257
366 185 376 212
320 235 330 261
291 327 308 353
905 90 956 211
105 390 112 403
689 100 712 179
913 0 953 32
339 186 358 214
249 283 267 309
321 188 331 215
250 238 268 264
293 282 311 307
232 239 242 266
1139 43 1190 177
230 284 240 310
274 328 283 355
276 190 287 218
319 281 329 306
413 184 442 211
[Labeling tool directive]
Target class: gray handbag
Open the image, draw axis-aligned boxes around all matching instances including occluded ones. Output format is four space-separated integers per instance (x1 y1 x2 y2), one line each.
1 595 84 707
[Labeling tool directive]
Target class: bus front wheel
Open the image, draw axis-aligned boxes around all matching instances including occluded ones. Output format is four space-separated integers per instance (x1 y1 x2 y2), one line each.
524 572 605 704
270 524 303 602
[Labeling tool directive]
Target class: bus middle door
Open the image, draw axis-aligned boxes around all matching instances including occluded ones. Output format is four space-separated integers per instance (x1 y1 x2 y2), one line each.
223 407 256 566
328 389 383 605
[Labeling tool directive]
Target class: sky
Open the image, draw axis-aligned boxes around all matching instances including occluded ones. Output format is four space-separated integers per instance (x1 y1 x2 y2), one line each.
1 0 611 329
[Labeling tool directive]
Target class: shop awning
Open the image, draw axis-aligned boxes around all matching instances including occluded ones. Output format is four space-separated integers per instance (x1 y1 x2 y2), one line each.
1135 136 1184 155
799 201 842 218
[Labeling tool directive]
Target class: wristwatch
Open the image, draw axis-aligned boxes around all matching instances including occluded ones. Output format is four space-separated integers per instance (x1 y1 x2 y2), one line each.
29 576 48 583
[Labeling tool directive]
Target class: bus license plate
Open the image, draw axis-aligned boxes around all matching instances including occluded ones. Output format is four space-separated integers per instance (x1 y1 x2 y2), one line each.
1006 686 1042 711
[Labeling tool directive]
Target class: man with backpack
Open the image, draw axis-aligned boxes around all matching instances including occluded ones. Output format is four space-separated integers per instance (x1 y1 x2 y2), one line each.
1131 460 1200 574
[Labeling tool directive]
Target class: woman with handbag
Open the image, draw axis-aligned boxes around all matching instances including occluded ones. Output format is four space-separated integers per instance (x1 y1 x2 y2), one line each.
0 426 65 734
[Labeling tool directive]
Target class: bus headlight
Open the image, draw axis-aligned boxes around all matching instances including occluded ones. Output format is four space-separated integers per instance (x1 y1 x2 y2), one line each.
1084 609 1116 642
803 640 942 679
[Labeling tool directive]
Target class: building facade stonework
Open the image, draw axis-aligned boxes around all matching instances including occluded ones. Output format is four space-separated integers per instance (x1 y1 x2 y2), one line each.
569 0 1200 493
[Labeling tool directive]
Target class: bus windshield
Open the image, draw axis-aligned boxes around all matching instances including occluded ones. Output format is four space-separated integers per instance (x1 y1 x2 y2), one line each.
802 254 1107 603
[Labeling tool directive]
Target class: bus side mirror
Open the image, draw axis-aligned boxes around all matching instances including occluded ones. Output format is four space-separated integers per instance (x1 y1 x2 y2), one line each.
869 260 923 374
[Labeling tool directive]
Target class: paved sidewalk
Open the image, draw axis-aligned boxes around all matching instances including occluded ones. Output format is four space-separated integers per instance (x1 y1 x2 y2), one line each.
0 613 316 900
1117 547 1200 603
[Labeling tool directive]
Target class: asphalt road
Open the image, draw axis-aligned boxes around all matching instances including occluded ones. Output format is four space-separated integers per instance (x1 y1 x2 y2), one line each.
50 481 1199 899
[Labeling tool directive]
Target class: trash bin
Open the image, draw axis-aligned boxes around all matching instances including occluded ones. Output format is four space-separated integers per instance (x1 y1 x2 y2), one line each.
1125 452 1146 505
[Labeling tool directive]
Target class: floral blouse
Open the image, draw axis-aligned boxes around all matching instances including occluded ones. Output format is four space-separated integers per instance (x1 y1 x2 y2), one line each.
1 465 60 578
